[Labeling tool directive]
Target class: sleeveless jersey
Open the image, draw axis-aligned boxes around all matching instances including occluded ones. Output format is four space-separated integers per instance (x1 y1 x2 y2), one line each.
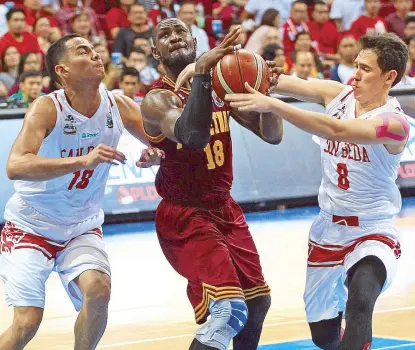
146 76 233 206
318 85 405 220
4 86 124 241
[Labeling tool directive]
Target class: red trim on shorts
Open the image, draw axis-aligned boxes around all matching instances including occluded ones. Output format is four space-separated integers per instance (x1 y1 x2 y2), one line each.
332 215 359 226
0 222 103 260
340 90 353 103
53 92 63 111
308 234 401 267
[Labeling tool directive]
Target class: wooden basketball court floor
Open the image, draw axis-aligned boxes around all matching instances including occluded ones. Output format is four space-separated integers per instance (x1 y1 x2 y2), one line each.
1 198 415 349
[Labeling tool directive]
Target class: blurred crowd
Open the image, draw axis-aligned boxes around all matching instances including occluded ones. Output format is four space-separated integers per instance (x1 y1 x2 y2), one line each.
0 0 414 108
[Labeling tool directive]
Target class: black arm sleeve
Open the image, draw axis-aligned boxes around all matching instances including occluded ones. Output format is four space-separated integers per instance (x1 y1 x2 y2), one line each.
173 73 213 149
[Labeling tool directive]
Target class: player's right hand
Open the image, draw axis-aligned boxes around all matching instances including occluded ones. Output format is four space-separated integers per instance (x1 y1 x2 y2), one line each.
82 143 126 169
266 61 284 94
195 25 242 74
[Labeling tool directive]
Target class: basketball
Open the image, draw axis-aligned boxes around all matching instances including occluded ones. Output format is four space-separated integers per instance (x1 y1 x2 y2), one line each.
212 48 271 101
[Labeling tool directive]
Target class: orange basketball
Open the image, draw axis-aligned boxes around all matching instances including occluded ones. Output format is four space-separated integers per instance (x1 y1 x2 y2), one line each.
212 48 271 102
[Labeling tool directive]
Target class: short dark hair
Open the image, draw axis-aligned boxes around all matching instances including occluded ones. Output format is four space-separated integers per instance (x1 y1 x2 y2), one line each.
292 0 307 8
128 3 145 13
405 34 415 45
152 18 187 45
262 44 281 61
314 1 328 7
18 52 39 76
179 1 195 10
359 33 408 87
121 66 140 81
261 8 280 26
19 70 42 83
6 8 24 21
129 46 146 58
295 31 311 42
404 15 415 26
46 33 81 84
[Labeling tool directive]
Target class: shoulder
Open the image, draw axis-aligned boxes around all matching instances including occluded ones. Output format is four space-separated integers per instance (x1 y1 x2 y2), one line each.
24 95 57 128
141 89 182 120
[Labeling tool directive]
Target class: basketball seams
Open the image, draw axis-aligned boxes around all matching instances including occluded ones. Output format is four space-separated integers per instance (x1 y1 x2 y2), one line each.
253 54 263 91
216 59 235 95
234 50 246 92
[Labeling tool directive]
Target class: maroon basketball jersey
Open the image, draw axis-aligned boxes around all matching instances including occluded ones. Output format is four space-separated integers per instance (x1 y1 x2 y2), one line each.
146 75 233 206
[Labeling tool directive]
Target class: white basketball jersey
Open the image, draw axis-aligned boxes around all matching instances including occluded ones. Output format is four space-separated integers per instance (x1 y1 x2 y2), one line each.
318 86 404 220
4 86 123 241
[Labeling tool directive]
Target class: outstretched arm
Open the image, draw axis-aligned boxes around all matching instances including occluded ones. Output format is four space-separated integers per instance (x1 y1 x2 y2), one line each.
225 83 409 145
272 74 345 106
7 96 125 181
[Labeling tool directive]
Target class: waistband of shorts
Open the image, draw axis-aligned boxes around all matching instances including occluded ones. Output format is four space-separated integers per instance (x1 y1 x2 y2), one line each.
319 209 394 226
161 194 232 209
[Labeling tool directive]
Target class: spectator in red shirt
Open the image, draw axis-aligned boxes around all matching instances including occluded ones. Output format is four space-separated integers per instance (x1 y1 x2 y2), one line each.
55 0 102 37
386 0 413 38
307 1 341 61
148 0 177 27
0 8 41 57
212 0 233 21
350 0 388 39
17 0 59 35
106 0 134 39
404 15 415 37
281 0 310 54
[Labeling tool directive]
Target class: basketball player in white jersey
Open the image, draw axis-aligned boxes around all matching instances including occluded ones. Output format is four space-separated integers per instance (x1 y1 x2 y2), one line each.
0 33 157 350
225 33 410 350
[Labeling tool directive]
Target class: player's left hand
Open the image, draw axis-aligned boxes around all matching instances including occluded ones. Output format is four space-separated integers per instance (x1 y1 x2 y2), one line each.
266 61 284 94
136 147 165 168
175 63 196 91
225 82 275 113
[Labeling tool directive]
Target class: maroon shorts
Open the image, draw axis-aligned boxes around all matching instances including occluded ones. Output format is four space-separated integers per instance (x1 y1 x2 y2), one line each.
155 198 270 324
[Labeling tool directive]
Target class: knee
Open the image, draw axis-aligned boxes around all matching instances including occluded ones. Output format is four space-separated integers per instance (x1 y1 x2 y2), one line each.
82 274 111 308
245 295 271 327
346 290 372 315
309 318 341 350
13 308 43 341
196 298 248 349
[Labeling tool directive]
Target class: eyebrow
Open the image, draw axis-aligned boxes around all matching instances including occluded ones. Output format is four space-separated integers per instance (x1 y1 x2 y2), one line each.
76 44 93 51
355 62 371 69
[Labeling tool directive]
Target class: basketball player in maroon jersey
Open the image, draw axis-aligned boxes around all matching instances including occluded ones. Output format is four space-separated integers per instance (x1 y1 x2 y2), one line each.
140 20 283 350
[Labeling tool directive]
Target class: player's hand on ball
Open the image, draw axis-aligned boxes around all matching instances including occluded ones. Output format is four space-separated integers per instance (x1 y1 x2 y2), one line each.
175 63 196 91
195 25 241 74
225 82 275 113
266 61 284 94
136 147 165 168
82 143 126 169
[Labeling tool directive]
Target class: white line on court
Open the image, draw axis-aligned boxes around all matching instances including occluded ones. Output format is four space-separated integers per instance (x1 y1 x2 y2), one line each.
95 306 415 348
374 344 415 350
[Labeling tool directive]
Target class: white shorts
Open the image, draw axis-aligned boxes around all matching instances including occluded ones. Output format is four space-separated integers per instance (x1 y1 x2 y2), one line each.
0 222 111 311
304 213 401 323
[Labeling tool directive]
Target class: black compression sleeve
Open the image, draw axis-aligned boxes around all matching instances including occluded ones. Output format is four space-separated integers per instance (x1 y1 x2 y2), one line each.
174 74 212 149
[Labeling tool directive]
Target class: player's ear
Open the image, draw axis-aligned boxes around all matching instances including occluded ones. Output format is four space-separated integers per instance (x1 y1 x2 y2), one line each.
385 70 398 86
55 64 68 82
193 37 197 51
152 46 161 62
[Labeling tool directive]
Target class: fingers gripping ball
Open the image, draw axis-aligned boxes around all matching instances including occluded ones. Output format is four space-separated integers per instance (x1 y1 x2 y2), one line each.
212 48 271 101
